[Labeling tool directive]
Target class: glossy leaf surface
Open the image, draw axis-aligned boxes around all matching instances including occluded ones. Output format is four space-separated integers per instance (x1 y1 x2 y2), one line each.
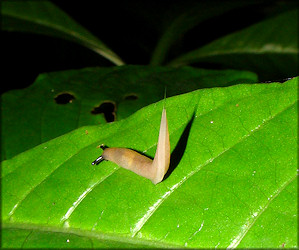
2 78 297 248
1 66 257 160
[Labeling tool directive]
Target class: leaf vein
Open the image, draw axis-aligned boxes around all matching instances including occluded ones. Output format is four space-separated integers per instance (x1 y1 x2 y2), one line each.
132 100 296 236
227 175 297 248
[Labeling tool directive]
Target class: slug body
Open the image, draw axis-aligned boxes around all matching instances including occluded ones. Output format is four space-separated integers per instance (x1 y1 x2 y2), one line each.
92 108 170 184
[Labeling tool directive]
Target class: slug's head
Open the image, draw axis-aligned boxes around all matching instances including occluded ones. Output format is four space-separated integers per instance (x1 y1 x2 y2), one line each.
91 145 107 165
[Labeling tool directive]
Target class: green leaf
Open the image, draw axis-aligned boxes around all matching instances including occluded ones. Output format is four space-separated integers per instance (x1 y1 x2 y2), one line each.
2 77 297 248
169 10 298 80
1 66 257 161
1 0 124 65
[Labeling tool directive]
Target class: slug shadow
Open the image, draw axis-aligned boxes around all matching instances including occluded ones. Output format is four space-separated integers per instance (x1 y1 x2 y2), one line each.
163 112 195 181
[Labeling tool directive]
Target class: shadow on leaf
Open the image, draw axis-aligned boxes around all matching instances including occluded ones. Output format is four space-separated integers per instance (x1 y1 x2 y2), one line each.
164 112 195 181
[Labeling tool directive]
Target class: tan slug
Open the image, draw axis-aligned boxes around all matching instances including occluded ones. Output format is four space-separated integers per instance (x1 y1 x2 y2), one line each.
92 107 170 184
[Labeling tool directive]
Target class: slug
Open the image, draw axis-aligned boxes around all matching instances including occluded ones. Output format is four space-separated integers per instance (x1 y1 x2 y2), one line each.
91 107 170 184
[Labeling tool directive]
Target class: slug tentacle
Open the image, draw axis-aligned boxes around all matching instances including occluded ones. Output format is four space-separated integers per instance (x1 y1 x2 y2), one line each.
91 107 170 185
91 155 105 165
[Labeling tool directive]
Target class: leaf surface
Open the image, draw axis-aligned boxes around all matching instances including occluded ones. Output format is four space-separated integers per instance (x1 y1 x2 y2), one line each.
2 77 297 248
1 66 257 160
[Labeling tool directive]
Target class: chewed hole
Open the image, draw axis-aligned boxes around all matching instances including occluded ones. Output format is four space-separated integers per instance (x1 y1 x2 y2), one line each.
124 94 138 100
91 101 116 122
54 93 75 104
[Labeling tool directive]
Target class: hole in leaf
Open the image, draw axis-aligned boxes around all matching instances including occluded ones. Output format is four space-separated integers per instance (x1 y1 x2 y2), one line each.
91 101 116 122
54 93 75 104
124 94 138 100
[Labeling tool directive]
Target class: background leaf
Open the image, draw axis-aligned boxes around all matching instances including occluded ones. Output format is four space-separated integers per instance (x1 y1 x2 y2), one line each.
169 10 298 81
1 66 257 161
1 0 124 65
2 1 297 95
150 1 254 66
2 77 297 248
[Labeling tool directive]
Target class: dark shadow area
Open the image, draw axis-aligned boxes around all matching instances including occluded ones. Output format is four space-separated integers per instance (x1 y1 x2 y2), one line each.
163 112 195 181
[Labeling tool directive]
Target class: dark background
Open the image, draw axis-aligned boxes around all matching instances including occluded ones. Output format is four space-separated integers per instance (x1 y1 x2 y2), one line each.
1 0 295 95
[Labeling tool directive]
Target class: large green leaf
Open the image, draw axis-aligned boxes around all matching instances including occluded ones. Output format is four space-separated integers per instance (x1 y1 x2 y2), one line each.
169 10 298 80
1 0 124 65
2 77 297 248
1 66 257 161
